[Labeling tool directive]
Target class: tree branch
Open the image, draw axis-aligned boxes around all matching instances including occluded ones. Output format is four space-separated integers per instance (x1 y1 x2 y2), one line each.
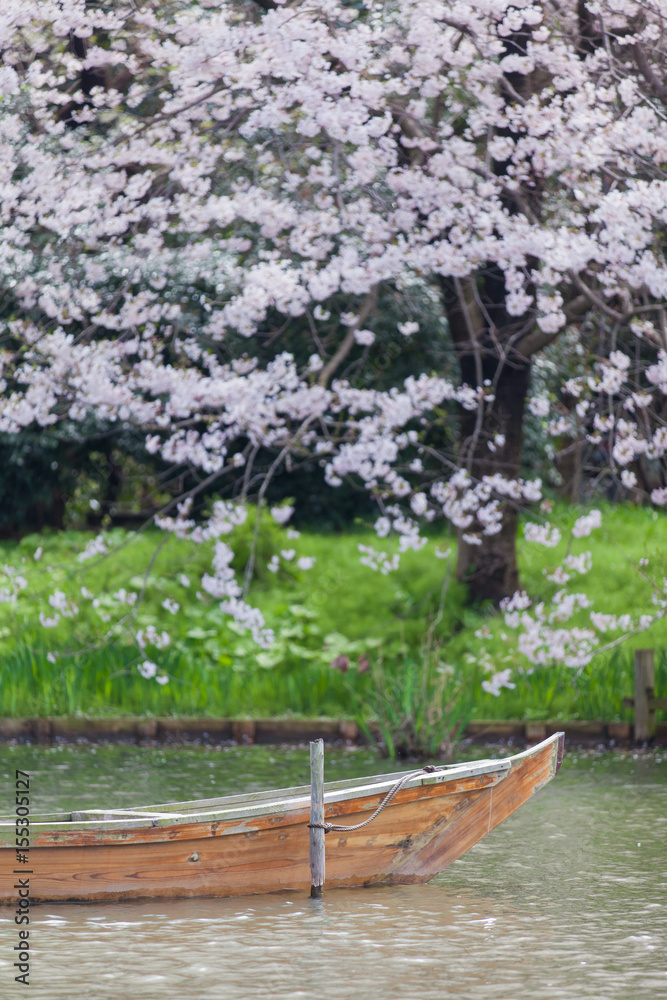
632 40 667 103
569 272 624 320
317 286 379 387
516 293 590 357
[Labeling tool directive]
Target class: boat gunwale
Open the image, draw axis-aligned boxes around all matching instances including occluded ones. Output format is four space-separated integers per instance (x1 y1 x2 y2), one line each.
0 735 561 839
0 760 512 835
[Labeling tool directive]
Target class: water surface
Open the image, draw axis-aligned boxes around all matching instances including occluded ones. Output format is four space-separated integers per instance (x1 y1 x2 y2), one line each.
0 743 665 999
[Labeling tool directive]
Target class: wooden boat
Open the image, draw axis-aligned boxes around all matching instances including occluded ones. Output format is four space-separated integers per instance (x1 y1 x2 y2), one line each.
0 733 563 903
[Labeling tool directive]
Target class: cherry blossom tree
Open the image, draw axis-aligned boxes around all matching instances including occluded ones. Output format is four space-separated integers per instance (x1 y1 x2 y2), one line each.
1 0 667 679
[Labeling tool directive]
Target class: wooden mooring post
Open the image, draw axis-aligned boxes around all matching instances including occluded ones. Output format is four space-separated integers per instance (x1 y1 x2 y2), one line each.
309 738 325 897
623 649 667 743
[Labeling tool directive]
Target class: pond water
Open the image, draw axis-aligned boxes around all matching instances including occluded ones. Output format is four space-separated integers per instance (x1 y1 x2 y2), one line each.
0 742 665 1000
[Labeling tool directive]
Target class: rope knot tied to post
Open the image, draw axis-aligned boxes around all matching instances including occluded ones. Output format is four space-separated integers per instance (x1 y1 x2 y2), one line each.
307 765 443 834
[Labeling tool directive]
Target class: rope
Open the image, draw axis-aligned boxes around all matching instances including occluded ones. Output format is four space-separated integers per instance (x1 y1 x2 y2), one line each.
307 764 442 834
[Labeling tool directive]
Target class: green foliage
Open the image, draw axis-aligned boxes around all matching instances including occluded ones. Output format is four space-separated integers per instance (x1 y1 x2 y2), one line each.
471 646 667 724
0 423 168 537
350 637 481 760
225 503 293 584
0 633 358 719
1 502 666 728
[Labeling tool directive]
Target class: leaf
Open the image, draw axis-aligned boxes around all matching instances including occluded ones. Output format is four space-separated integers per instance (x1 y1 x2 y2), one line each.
279 624 305 639
287 604 317 619
129 574 159 589
256 650 282 668
286 642 318 659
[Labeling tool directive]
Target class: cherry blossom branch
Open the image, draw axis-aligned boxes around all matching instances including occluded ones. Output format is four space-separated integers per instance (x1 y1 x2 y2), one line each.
242 413 319 595
516 294 590 358
317 286 379 387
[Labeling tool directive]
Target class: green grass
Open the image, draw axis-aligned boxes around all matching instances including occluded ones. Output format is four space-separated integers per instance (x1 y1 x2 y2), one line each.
0 638 357 718
0 501 666 722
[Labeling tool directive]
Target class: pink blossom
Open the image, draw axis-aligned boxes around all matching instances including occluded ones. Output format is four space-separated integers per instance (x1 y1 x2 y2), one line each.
482 669 516 697
270 506 294 525
571 510 602 538
524 523 561 547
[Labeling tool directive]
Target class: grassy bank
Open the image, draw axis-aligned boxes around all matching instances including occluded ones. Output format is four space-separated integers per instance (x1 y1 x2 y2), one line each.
1 502 666 722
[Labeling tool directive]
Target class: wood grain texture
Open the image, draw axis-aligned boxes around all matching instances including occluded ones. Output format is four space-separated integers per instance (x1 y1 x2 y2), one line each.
634 648 656 741
309 739 325 895
385 736 559 882
0 735 562 903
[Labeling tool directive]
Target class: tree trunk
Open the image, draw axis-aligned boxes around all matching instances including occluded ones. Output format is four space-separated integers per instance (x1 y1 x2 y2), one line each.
555 438 583 502
456 369 531 605
436 18 547 606
441 275 531 604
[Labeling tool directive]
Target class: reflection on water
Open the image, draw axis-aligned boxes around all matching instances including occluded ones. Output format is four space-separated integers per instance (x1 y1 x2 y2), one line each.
0 744 665 999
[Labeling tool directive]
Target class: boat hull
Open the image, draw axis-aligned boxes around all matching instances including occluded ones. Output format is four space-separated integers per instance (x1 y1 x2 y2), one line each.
0 734 563 902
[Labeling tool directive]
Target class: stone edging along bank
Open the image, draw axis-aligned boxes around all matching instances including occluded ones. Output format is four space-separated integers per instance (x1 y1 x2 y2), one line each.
0 717 665 746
